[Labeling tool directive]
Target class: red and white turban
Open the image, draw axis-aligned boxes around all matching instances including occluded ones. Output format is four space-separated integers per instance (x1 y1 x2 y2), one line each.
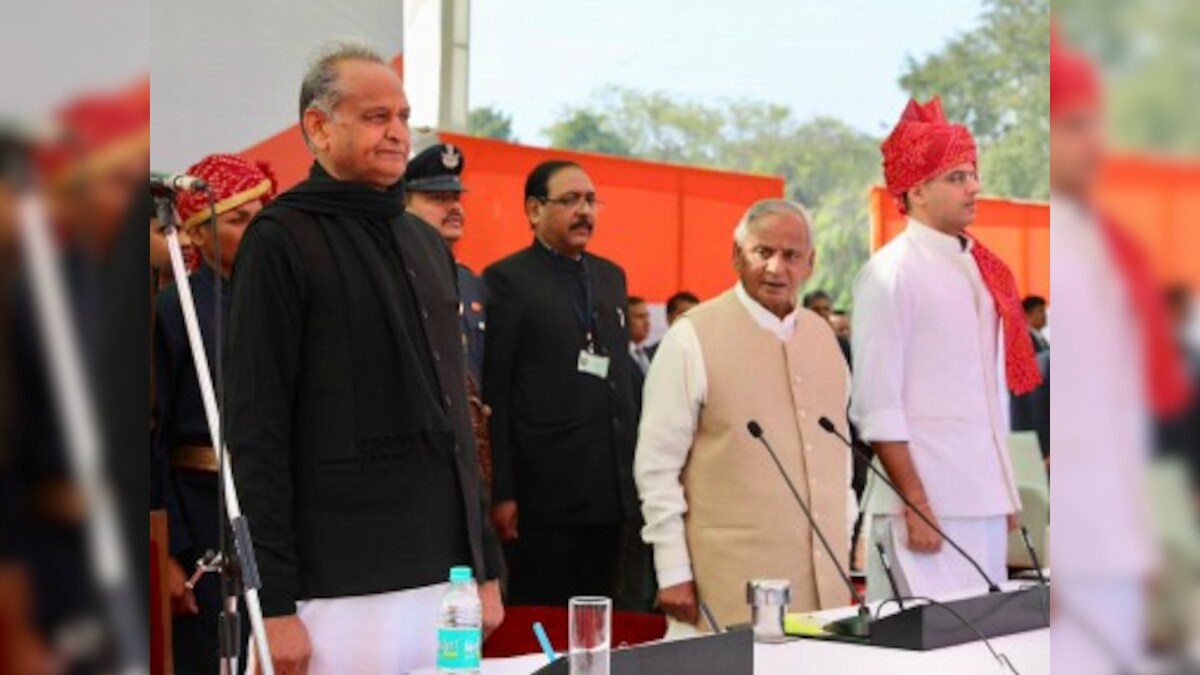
37 91 150 187
881 97 977 214
1050 22 1101 121
176 153 276 230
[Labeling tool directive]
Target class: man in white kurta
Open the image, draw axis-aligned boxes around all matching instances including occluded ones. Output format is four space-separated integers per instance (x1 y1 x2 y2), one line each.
635 199 856 636
1048 28 1191 674
851 98 1034 603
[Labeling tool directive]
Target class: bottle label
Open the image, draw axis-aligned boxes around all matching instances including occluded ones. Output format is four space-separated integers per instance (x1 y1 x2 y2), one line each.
437 627 481 668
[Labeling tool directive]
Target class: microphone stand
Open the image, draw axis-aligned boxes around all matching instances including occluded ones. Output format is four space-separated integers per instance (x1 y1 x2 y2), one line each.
746 421 871 638
1018 526 1049 625
817 417 1001 593
153 190 275 675
874 542 905 611
8 123 147 675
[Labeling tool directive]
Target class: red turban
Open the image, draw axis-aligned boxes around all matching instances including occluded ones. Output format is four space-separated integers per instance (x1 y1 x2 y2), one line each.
881 97 977 215
37 91 150 187
1050 22 1101 121
176 154 276 229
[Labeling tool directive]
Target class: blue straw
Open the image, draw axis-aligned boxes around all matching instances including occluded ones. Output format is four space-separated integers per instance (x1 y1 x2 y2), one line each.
532 621 556 663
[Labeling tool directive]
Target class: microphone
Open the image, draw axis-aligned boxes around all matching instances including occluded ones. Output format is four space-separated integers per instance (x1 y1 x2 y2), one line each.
746 420 871 638
150 171 209 194
817 416 1002 594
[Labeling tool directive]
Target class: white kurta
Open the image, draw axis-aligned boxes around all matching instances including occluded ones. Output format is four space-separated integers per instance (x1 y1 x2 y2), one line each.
850 218 1019 600
634 283 856 590
1049 194 1156 673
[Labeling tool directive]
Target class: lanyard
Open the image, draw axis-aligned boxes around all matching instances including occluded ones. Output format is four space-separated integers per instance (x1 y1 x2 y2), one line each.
540 247 596 349
562 257 596 349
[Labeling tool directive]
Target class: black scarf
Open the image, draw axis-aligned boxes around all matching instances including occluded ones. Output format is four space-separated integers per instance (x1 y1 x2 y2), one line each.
271 161 407 219
268 161 451 445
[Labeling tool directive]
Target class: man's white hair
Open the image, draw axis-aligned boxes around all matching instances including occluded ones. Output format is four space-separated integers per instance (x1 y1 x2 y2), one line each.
732 198 813 245
298 39 388 151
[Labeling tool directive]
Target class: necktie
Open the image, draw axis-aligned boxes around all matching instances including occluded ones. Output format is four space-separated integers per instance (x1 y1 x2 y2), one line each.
634 346 649 375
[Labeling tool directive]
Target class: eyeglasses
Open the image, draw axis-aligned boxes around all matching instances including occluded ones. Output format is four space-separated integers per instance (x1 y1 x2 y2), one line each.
536 192 605 212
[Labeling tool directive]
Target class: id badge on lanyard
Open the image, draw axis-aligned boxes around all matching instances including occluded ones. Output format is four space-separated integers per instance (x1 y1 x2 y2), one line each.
577 330 610 379
559 256 609 380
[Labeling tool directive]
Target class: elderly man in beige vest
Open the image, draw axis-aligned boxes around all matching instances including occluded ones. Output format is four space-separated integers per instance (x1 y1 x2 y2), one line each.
634 199 855 635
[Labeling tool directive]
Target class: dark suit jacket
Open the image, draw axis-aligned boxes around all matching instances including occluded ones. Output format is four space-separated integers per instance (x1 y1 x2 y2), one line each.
483 242 640 526
1029 328 1050 354
1011 350 1050 458
457 263 487 386
227 204 501 616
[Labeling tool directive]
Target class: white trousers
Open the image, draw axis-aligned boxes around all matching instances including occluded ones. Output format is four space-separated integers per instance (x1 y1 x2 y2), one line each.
246 582 450 675
1052 577 1146 675
867 514 1007 602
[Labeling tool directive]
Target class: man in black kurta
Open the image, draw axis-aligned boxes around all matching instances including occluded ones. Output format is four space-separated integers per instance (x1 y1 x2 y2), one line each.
225 48 502 674
484 160 641 607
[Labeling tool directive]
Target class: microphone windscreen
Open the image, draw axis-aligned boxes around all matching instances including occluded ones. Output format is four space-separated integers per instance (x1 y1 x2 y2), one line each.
746 420 762 438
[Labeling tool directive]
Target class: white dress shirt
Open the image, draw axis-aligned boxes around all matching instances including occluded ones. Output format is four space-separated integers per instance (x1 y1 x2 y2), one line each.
850 218 1019 517
629 342 652 375
635 283 854 587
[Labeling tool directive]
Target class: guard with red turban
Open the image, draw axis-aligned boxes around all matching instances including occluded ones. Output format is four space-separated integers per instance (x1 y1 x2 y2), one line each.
152 153 274 675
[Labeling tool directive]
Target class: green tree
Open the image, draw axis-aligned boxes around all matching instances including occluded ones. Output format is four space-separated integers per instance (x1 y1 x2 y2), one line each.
543 109 632 156
543 90 880 307
1054 0 1200 153
899 0 1051 200
598 87 725 166
468 106 516 142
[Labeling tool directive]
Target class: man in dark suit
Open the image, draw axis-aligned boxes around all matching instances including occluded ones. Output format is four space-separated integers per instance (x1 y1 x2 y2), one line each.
225 43 502 673
484 160 641 607
404 143 494 492
627 295 656 376
404 142 486 387
1023 295 1050 353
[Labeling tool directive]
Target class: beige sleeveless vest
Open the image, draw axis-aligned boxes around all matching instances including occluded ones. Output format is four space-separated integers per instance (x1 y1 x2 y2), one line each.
684 289 851 628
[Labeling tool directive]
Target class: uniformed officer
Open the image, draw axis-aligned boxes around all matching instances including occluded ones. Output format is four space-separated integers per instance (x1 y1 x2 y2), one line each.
404 142 493 492
404 142 486 386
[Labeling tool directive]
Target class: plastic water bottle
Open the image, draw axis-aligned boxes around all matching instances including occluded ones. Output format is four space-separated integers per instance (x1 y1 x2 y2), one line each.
437 566 482 674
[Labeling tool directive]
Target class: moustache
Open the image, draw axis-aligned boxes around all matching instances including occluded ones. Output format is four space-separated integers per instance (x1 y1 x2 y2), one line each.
569 220 594 232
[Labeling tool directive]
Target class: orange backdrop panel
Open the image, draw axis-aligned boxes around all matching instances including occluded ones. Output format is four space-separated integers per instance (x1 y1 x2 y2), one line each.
1095 155 1200 288
441 133 784 303
871 187 1050 299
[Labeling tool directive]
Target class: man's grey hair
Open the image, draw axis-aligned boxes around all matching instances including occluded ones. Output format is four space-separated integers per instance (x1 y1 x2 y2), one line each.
732 198 813 246
298 39 388 150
